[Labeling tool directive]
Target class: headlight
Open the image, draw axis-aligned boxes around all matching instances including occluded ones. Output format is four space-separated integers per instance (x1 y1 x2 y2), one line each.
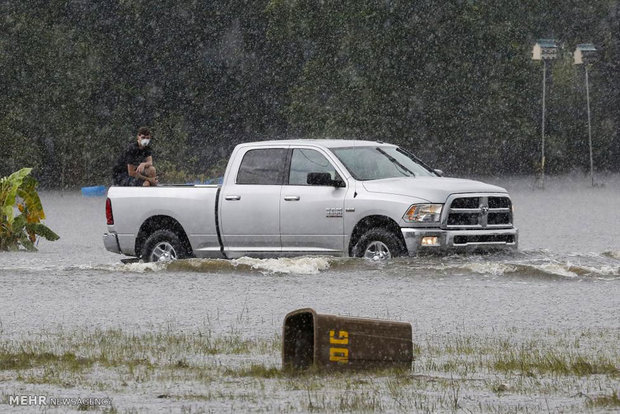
403 204 443 223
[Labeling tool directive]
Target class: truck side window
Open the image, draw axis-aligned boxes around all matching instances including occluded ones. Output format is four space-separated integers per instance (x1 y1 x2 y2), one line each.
237 148 288 185
288 148 340 185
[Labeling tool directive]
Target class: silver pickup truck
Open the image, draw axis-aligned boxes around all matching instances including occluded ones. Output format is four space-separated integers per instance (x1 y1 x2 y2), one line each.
104 140 518 262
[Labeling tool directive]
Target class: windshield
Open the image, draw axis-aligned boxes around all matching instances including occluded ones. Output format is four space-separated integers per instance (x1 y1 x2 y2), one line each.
331 146 436 181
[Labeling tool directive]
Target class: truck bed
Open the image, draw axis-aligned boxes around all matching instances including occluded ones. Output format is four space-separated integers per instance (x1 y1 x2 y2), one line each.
106 185 221 257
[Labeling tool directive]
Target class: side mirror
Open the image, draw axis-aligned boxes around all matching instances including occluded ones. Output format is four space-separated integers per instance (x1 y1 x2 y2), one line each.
434 169 444 177
307 172 344 187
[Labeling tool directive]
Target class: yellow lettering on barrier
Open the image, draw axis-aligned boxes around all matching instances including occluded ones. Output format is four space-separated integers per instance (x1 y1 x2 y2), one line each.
329 347 349 363
329 330 349 345
329 330 350 363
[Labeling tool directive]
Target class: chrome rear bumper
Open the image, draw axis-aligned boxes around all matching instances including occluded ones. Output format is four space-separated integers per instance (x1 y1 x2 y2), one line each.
103 233 121 254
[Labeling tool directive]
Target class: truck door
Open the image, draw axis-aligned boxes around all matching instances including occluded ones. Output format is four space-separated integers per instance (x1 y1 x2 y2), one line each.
219 147 287 256
280 148 346 255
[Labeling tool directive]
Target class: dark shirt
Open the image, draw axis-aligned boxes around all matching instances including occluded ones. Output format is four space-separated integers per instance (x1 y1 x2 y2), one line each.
112 142 152 184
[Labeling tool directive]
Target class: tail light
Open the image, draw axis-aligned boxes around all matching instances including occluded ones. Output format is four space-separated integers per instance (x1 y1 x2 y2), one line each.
106 198 114 225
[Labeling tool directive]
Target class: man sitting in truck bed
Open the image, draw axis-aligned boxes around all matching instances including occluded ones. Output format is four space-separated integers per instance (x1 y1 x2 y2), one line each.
112 127 159 186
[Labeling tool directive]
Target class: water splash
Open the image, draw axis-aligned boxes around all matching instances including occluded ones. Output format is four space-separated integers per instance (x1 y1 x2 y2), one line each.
231 256 331 274
165 256 332 275
602 250 620 260
3 251 618 280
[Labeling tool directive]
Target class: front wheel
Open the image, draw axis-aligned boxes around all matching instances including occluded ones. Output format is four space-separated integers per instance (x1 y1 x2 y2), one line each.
141 229 186 262
353 228 406 261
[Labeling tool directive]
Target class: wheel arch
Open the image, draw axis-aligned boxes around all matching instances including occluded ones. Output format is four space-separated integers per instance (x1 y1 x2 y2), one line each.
348 215 406 256
135 215 193 258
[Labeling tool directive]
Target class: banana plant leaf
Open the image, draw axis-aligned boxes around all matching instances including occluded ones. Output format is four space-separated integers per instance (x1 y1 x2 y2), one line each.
0 168 32 226
17 175 46 222
0 167 58 251
25 222 59 242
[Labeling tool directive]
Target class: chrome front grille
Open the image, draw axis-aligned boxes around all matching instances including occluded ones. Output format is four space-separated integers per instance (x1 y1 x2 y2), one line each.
445 195 513 229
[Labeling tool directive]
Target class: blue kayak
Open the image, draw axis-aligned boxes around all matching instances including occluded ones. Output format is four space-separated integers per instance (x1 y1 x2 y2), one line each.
81 185 106 197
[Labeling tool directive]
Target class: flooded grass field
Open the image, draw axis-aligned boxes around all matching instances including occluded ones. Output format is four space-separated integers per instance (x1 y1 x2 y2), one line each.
0 174 619 412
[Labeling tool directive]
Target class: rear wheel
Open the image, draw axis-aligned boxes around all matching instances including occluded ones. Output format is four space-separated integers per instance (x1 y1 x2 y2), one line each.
353 228 406 261
141 229 186 262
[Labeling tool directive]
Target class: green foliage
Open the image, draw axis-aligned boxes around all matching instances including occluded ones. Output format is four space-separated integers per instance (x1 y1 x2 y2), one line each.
1 0 619 183
586 391 620 408
493 347 619 377
267 0 620 175
0 350 93 372
157 157 228 185
0 168 59 251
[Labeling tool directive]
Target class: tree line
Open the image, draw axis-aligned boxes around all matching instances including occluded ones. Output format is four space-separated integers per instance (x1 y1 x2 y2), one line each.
1 0 618 188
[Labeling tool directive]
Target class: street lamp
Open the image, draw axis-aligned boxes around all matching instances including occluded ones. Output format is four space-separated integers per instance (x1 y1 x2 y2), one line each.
532 39 558 189
574 43 598 187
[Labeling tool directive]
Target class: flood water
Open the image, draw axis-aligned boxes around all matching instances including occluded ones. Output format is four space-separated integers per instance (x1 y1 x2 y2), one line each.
1 174 619 338
0 174 619 412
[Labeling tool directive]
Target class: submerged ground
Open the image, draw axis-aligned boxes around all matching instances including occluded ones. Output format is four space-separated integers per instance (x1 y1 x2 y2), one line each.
0 174 619 412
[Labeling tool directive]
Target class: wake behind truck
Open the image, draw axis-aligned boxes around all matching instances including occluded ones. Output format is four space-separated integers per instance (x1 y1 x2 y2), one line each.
104 140 518 262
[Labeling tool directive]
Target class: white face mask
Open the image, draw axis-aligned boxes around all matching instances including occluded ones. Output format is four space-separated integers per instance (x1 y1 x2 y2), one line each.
140 138 151 147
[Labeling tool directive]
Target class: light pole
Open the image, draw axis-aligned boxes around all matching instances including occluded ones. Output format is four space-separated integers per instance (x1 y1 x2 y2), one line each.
574 43 598 187
532 39 558 189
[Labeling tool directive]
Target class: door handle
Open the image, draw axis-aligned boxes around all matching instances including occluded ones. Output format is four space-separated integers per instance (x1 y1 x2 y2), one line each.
225 195 241 201
283 195 300 201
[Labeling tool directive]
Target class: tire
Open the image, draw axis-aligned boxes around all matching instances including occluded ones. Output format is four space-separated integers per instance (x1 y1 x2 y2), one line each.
353 227 406 261
141 229 186 263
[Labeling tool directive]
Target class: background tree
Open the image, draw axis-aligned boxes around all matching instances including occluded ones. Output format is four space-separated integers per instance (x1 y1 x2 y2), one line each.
1 0 618 186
